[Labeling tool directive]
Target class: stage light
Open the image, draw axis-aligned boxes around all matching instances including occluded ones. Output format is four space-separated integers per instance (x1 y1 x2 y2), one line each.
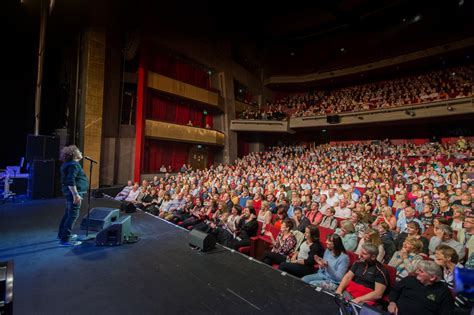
447 106 454 111
358 116 364 120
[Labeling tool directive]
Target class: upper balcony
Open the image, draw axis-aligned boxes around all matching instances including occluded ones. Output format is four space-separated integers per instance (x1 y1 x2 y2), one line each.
230 97 473 132
147 71 225 112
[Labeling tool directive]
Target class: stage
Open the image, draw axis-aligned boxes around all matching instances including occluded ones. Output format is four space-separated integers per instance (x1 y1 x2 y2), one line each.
0 198 339 314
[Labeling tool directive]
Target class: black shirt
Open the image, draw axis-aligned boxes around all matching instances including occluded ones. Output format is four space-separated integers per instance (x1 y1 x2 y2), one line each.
61 161 89 195
351 260 390 290
389 275 454 315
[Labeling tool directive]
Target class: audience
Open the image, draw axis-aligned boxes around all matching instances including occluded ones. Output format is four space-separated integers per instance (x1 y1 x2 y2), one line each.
279 225 324 277
241 65 473 120
388 260 454 314
302 233 350 291
335 243 390 305
117 138 472 312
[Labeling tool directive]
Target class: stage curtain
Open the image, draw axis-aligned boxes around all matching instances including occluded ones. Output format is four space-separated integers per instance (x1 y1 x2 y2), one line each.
145 139 189 173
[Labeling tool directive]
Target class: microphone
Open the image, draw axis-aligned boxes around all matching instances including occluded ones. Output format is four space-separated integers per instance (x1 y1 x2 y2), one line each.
84 156 98 164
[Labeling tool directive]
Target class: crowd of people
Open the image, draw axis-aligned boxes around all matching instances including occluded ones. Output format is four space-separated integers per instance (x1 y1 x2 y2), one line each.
113 139 473 313
239 65 472 120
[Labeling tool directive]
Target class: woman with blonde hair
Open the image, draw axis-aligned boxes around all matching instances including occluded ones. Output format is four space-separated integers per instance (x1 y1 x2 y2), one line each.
355 228 385 262
335 220 357 251
388 238 423 280
371 206 397 230
257 201 272 233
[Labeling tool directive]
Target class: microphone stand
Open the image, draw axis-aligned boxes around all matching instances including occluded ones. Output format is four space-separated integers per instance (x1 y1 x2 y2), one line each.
81 158 96 241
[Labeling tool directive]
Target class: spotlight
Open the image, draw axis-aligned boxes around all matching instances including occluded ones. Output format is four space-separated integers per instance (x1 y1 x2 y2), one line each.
447 106 454 111
358 116 364 120
410 111 415 117
405 110 415 117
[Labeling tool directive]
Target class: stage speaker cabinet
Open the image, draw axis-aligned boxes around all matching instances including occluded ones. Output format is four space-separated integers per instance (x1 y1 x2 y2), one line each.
80 207 120 232
27 160 55 199
96 215 131 246
326 115 340 124
0 260 14 315
26 134 59 161
188 229 216 252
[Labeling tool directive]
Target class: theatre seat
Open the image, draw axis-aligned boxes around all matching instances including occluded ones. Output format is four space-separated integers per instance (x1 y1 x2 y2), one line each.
318 226 335 249
346 251 359 267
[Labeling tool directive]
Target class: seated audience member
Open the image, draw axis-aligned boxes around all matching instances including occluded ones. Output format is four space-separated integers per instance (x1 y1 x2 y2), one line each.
305 202 322 224
424 216 449 240
139 187 159 212
377 222 396 264
226 204 242 234
279 225 324 277
396 221 430 255
335 243 390 305
355 228 385 262
429 224 465 260
396 206 425 234
257 201 272 233
320 207 338 230
450 207 465 234
419 203 436 230
351 212 368 238
273 206 288 230
335 220 358 252
302 233 350 292
371 206 397 231
181 198 206 229
433 244 470 310
388 260 454 315
232 206 258 250
389 238 424 281
334 199 351 219
161 192 186 221
119 183 141 212
159 164 167 173
458 213 474 257
293 206 311 233
262 219 297 266
124 183 140 203
114 180 133 200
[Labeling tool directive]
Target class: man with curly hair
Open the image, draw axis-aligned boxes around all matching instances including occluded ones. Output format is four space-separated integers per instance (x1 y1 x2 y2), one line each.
57 145 88 246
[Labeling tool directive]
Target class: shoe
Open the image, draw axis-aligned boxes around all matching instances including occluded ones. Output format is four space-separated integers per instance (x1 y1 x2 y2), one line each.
59 240 82 246
57 234 78 240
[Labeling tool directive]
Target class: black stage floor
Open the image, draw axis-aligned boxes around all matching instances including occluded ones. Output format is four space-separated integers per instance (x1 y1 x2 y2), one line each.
0 197 339 314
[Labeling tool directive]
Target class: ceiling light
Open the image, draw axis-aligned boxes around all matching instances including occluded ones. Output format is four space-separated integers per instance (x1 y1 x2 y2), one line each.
290 52 295 56
340 48 345 52
413 15 422 22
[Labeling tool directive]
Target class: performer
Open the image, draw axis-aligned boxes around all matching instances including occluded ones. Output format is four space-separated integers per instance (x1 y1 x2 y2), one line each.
57 145 89 246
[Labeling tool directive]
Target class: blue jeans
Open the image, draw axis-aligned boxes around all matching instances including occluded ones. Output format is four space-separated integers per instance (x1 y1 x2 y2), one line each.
302 270 339 291
58 195 82 242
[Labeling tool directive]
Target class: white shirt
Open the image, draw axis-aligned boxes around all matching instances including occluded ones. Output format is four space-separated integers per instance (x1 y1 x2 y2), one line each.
334 206 351 219
125 189 140 202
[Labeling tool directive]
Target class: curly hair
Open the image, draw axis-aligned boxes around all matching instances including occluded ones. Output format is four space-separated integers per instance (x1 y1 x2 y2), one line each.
60 145 81 162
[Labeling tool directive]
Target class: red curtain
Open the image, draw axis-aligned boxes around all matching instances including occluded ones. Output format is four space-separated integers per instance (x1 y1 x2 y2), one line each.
149 49 210 90
148 93 211 128
205 115 213 128
145 139 190 173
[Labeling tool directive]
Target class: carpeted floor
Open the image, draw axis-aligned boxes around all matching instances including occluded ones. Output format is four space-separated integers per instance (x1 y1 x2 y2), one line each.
0 197 339 314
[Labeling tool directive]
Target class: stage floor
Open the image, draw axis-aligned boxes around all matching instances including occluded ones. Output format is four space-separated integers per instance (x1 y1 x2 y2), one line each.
0 198 339 314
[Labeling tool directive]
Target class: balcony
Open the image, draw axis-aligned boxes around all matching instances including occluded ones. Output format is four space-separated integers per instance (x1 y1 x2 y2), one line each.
145 120 225 146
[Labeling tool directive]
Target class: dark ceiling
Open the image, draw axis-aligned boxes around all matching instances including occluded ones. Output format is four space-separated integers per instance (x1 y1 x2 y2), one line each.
229 0 474 77
12 0 474 83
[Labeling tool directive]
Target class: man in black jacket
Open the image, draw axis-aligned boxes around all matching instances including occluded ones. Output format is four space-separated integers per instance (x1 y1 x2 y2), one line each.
57 145 89 246
388 260 454 315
